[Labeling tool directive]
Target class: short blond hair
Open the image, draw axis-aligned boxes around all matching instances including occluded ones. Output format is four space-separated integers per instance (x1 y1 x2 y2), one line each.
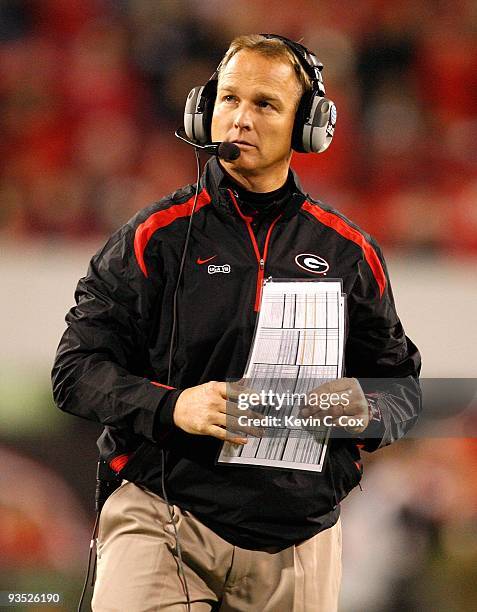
217 34 312 100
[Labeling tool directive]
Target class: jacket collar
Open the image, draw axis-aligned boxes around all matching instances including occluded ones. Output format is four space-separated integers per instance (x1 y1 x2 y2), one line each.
200 157 306 220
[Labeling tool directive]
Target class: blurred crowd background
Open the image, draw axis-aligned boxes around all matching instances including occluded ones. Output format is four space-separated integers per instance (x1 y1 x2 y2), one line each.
1 0 476 251
1 1 476 611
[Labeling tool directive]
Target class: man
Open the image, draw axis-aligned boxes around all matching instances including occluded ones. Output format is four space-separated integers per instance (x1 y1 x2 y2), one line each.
52 35 421 611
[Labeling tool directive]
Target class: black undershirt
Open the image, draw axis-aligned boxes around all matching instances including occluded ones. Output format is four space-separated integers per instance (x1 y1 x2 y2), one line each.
220 164 293 220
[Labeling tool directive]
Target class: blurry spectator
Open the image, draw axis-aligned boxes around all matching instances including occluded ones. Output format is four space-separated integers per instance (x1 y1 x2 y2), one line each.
341 439 477 612
0 445 89 571
0 0 476 249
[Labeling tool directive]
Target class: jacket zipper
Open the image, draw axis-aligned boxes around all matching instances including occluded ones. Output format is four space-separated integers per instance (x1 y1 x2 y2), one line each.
228 190 281 312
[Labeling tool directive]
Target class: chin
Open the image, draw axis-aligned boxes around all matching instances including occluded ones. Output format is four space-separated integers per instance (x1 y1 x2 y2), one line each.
230 151 263 170
223 157 254 171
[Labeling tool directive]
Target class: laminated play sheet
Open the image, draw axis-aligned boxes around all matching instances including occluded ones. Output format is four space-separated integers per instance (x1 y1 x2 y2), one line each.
218 278 345 472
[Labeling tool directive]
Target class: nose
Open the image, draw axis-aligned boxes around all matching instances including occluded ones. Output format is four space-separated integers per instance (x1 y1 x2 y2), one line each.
233 103 253 131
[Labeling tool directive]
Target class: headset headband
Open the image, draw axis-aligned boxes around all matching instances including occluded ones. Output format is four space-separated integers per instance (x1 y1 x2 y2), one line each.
259 34 326 96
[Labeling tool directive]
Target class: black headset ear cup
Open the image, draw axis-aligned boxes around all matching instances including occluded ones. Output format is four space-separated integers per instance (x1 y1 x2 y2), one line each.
293 91 337 153
183 79 217 145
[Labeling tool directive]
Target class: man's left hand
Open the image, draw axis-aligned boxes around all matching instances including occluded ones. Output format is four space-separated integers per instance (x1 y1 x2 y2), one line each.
300 377 369 434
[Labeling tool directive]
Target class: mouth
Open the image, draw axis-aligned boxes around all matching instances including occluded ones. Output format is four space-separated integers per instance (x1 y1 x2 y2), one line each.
232 140 256 148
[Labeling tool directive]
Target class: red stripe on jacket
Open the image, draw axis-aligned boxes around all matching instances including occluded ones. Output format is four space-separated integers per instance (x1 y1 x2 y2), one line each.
302 201 386 298
150 381 175 390
109 453 133 473
134 189 212 277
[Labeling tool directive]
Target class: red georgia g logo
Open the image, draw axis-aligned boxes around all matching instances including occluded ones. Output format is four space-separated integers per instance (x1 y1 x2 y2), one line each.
295 253 329 275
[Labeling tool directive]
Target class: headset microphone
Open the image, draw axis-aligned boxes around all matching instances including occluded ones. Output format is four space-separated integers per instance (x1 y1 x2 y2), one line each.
217 141 241 161
174 128 240 162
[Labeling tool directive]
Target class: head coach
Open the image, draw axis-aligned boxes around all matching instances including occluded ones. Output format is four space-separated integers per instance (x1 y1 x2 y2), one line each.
52 34 421 611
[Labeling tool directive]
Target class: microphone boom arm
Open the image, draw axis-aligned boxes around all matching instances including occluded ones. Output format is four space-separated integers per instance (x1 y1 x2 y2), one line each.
175 128 240 161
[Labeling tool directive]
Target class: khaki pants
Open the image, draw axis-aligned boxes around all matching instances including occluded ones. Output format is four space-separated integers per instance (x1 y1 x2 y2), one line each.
92 481 342 612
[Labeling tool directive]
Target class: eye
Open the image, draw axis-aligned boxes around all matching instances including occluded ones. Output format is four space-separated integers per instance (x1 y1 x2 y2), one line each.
222 95 237 103
257 100 271 109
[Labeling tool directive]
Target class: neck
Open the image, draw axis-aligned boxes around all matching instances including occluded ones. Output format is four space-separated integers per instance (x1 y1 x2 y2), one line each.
220 161 291 193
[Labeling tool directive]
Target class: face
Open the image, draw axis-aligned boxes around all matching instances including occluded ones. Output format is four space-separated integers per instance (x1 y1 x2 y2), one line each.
211 49 302 191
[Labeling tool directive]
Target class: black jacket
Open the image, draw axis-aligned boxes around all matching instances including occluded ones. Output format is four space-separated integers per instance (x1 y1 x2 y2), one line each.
52 158 421 550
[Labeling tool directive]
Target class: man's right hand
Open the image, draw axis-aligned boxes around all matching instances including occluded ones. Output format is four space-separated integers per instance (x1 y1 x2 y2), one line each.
173 381 260 445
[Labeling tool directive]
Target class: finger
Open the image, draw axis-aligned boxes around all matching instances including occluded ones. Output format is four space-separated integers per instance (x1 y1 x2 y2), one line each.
222 380 258 402
301 398 353 418
218 386 271 421
208 424 248 445
333 377 357 391
206 380 255 402
303 382 343 410
227 415 264 438
302 383 358 417
223 401 266 422
215 395 264 424
214 411 263 438
342 401 368 417
308 377 356 399
308 380 334 396
211 381 227 398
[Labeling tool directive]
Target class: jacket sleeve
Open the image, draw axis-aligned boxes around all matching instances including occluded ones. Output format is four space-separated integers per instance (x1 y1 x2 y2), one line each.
345 241 422 452
51 224 178 443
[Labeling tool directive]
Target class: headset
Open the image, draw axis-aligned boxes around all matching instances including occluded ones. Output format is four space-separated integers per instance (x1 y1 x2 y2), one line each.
182 33 337 154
